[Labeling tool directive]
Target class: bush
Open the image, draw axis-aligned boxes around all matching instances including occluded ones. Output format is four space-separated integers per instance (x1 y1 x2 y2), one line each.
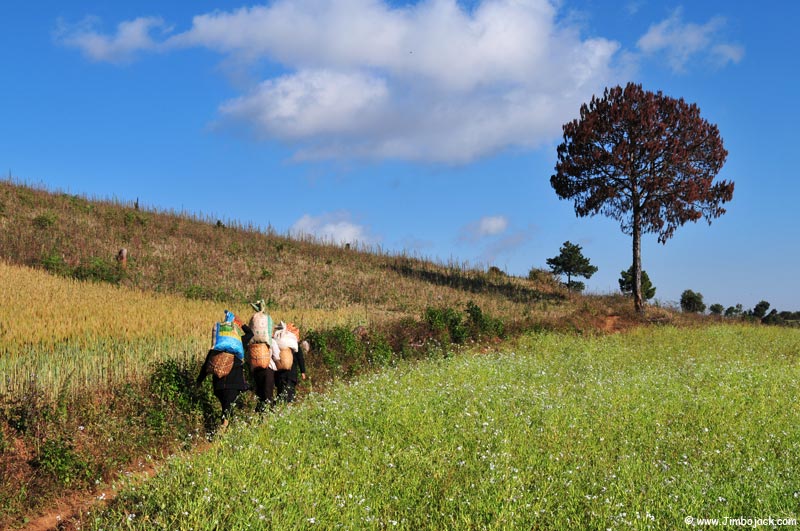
73 257 125 284
425 306 467 344
32 437 92 487
466 301 505 339
527 268 553 283
32 212 57 230
366 332 393 367
40 251 69 275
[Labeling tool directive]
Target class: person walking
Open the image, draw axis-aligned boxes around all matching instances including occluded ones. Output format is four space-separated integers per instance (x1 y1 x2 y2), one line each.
247 300 280 412
196 311 250 428
248 335 281 412
273 322 307 403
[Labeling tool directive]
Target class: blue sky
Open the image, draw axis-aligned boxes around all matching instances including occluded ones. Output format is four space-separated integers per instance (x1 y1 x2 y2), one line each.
2 1 798 312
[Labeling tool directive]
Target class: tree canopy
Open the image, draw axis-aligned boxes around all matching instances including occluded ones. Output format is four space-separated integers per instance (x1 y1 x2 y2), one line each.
680 289 706 313
551 82 734 313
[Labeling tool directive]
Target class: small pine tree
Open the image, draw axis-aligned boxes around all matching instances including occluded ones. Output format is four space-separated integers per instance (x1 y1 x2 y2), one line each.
619 266 656 300
546 241 598 293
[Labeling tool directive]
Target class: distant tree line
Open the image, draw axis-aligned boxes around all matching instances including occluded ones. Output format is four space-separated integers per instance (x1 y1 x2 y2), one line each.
680 290 799 327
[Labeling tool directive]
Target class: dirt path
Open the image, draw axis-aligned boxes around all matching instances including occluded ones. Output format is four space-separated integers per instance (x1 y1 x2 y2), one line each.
19 456 162 531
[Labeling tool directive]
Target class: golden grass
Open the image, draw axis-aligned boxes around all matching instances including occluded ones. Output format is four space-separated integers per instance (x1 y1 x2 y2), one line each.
0 261 370 399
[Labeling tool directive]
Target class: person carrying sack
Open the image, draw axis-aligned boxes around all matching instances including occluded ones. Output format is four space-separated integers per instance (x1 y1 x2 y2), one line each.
247 300 281 412
196 310 251 428
273 321 307 403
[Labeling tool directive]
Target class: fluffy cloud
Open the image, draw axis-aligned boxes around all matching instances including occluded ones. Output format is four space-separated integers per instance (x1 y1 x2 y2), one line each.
55 16 168 64
476 216 509 237
637 8 743 72
290 212 374 246
59 0 624 163
460 215 509 244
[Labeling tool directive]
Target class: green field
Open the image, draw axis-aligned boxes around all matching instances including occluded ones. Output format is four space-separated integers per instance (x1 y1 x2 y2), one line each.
84 325 800 530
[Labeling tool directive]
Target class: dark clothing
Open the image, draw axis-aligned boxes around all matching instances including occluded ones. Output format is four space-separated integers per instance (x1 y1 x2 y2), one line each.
275 348 306 403
196 350 249 392
252 366 276 411
214 388 243 419
197 334 250 420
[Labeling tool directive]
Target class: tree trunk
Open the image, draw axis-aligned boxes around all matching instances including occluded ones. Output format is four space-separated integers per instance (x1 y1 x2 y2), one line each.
632 209 644 314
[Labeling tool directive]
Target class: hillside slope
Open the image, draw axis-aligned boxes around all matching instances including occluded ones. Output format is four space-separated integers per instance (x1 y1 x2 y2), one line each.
0 178 631 329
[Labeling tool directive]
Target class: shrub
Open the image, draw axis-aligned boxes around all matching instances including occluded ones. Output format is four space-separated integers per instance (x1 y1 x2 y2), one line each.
73 257 125 284
32 212 57 229
32 437 92 487
424 306 468 344
40 251 69 275
366 332 393 367
305 330 337 372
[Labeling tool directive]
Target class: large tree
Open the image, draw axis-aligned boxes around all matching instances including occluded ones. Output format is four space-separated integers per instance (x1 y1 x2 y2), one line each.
546 240 598 293
551 82 734 313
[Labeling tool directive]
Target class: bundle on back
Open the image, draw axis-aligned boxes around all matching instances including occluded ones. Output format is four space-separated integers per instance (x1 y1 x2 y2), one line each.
248 299 274 344
211 310 244 359
274 321 300 370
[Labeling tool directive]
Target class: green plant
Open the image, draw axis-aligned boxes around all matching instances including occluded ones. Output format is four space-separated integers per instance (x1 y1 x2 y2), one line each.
425 306 467 344
32 212 57 229
366 332 393 367
33 437 91 487
305 329 337 372
465 301 505 339
619 265 656 300
86 326 800 531
40 251 69 275
124 211 149 227
73 256 124 284
150 358 198 413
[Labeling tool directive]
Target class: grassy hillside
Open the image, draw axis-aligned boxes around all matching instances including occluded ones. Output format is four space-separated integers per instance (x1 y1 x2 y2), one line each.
0 178 573 325
0 177 680 529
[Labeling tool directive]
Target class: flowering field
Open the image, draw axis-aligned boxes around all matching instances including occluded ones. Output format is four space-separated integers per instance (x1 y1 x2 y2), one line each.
85 325 800 530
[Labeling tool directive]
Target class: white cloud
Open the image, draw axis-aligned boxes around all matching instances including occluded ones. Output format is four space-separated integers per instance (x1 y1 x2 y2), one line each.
290 212 374 246
56 16 168 64
219 69 389 140
476 216 509 237
59 0 625 163
637 8 743 72
711 43 745 67
460 215 508 242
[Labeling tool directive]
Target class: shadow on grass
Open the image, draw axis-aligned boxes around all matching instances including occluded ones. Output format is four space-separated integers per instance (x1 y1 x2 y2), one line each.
386 261 565 305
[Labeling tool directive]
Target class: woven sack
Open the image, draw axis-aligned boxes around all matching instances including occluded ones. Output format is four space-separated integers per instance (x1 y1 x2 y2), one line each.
208 352 234 378
249 312 273 344
248 342 271 369
276 347 294 371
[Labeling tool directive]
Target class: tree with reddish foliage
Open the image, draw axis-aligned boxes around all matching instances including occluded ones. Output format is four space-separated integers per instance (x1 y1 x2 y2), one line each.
550 82 734 313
